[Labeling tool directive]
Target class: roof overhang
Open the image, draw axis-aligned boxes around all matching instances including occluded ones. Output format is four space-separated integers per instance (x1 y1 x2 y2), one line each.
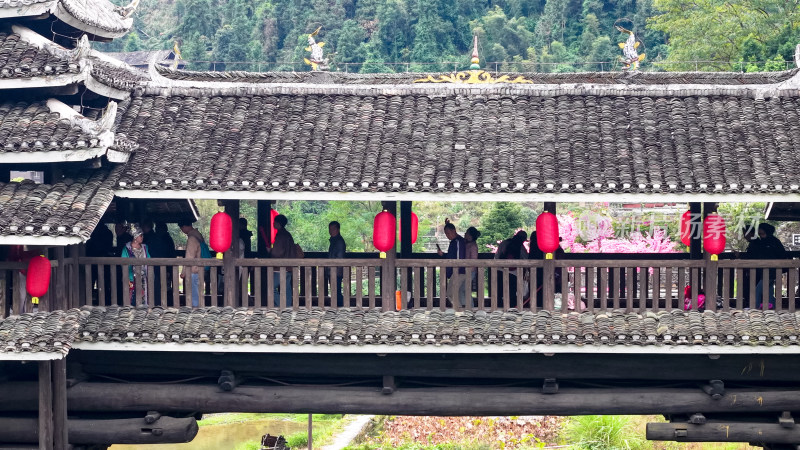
0 148 107 163
114 189 800 203
72 341 800 355
765 202 800 221
0 352 64 361
0 235 82 246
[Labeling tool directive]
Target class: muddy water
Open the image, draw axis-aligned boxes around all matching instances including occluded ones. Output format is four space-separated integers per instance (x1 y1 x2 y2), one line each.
110 418 308 450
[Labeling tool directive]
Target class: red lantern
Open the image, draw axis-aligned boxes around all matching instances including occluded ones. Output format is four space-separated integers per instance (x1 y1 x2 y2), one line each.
703 214 726 260
26 255 51 306
536 212 559 258
373 210 396 253
398 212 419 244
271 209 279 244
680 210 693 247
209 212 233 258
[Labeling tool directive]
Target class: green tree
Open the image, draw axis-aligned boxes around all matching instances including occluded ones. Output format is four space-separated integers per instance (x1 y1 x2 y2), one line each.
123 31 142 52
478 202 524 248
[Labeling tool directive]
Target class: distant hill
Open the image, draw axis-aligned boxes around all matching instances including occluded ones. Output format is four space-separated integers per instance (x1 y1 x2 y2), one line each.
98 0 798 73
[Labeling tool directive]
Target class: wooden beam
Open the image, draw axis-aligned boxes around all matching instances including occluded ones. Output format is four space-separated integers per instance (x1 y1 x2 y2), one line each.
24 383 800 416
68 351 800 383
647 422 800 444
0 417 197 445
38 361 53 450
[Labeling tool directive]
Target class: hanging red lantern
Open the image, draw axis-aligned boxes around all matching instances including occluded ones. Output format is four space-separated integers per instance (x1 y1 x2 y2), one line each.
26 255 51 306
373 210 396 253
680 210 693 247
536 212 559 258
398 212 419 244
271 209 279 244
209 212 233 259
703 214 726 260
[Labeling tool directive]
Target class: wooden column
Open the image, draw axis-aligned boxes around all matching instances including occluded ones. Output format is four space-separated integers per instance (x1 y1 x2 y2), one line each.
38 361 53 450
703 202 719 309
689 202 702 260
223 201 240 307
51 359 67 450
53 247 66 312
382 201 397 311
542 202 556 310
400 201 413 258
68 245 80 309
256 200 272 258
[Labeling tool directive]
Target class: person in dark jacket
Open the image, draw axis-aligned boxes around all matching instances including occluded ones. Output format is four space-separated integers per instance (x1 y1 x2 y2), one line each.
267 214 295 307
754 223 786 309
437 220 467 307
495 230 528 308
327 221 347 306
239 217 253 258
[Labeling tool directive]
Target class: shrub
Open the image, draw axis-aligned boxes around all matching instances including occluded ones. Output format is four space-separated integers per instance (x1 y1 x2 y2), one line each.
565 415 645 450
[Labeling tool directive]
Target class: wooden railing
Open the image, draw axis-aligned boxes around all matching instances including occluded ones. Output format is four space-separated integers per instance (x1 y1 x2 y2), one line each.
2 256 800 317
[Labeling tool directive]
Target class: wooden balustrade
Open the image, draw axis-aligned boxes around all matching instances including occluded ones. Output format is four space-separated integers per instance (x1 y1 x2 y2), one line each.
3 256 800 316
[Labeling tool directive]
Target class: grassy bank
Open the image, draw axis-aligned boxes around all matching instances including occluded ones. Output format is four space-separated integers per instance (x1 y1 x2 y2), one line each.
210 413 346 450
343 415 759 450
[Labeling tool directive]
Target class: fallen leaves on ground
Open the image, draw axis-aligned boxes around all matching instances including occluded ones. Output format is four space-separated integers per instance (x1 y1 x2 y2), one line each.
380 415 564 449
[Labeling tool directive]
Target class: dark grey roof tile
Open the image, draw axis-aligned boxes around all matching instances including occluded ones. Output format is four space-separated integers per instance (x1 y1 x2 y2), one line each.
0 167 118 240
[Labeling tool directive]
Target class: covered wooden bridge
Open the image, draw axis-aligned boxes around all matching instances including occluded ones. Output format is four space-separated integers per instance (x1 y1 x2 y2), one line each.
4 1 800 446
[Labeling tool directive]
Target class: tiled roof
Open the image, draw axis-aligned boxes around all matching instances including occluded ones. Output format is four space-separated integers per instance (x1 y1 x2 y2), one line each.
4 307 800 356
154 66 800 86
0 309 82 357
0 100 103 153
89 58 150 90
0 26 146 97
0 29 78 78
114 87 800 197
0 167 119 242
0 0 134 38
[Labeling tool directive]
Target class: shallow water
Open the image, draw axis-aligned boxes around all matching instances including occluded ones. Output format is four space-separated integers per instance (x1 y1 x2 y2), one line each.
111 418 308 450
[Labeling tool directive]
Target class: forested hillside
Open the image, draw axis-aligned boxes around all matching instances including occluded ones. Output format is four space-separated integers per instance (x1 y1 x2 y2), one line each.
100 0 799 73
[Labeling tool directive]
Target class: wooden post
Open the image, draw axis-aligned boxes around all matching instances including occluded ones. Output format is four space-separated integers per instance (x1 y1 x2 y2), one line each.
689 202 702 260
51 359 67 450
257 200 272 258
307 414 313 450
68 245 80 310
224 201 240 307
382 201 397 311
38 361 53 450
53 247 65 312
543 259 555 310
400 201 412 258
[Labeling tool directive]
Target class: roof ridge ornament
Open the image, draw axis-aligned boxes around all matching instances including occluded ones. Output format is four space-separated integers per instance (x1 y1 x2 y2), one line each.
615 18 645 71
115 0 141 19
72 35 91 61
415 35 534 84
303 27 329 71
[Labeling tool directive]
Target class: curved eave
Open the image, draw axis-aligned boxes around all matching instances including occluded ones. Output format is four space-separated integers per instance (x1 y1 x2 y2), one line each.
71 341 800 355
0 235 82 246
113 189 800 203
0 69 130 100
0 147 108 163
0 2 50 18
51 1 131 39
0 351 64 361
